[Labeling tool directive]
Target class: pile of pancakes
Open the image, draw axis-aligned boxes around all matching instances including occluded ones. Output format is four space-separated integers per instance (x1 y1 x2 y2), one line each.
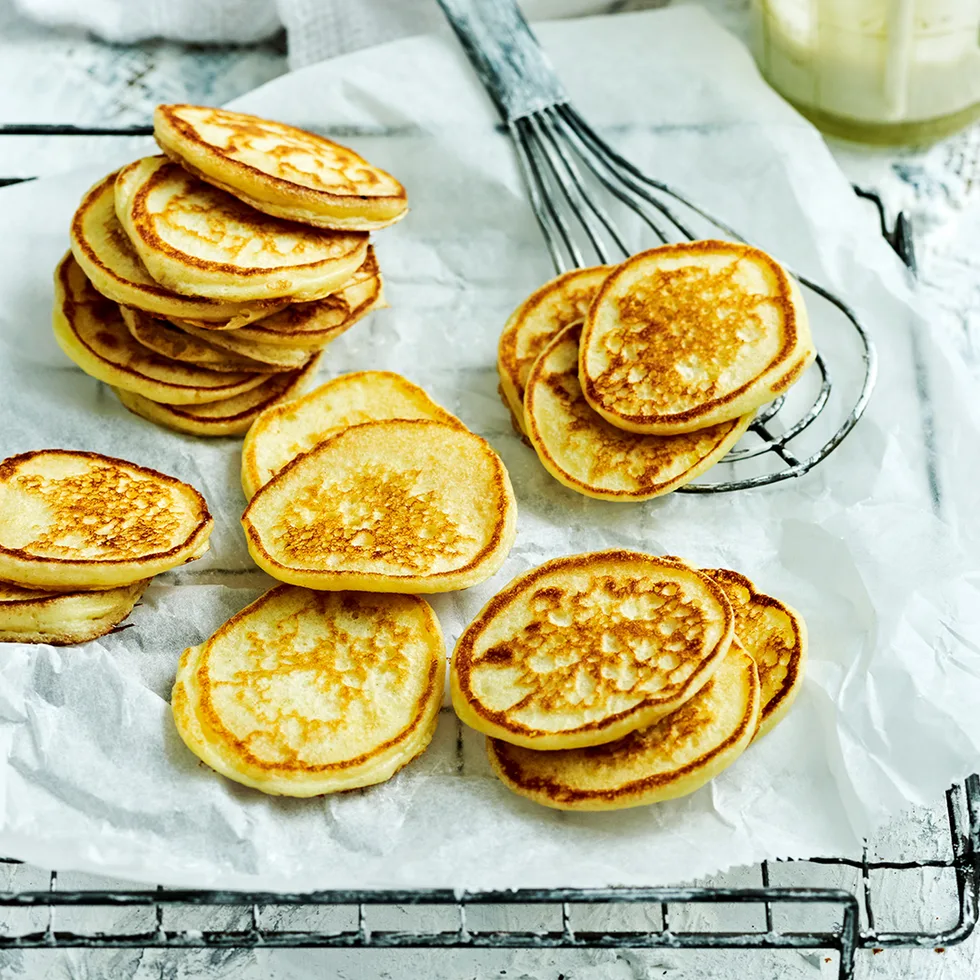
23 110 819 817
0 450 212 644
498 241 816 499
56 104 405 436
172 370 520 797
451 550 807 810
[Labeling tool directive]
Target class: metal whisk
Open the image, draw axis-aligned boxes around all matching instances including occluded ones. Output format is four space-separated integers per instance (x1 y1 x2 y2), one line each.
437 0 877 493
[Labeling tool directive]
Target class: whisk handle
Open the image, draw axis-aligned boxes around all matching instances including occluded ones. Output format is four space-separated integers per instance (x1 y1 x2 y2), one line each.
436 0 567 121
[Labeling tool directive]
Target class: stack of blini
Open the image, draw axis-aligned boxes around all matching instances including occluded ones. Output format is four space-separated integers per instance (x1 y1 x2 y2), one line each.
498 240 816 499
0 450 212 644
450 550 807 810
55 104 405 436
172 371 520 797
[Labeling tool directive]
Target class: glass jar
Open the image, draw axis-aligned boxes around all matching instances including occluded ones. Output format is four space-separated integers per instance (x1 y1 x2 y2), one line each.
751 0 980 144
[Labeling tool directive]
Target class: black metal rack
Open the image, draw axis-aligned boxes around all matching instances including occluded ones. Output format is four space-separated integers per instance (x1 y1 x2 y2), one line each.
0 775 977 979
0 123 976 980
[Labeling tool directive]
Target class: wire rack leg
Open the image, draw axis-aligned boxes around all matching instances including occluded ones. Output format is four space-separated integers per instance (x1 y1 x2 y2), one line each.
839 897 860 980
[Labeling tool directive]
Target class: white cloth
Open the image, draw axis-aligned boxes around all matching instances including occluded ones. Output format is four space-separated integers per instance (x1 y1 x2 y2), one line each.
10 0 615 67
11 0 282 46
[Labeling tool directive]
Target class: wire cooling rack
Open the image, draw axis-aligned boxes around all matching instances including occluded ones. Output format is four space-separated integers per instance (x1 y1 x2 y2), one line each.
0 123 977 980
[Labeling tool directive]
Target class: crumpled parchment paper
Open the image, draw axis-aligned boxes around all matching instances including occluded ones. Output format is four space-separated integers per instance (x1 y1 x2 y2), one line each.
0 6 978 891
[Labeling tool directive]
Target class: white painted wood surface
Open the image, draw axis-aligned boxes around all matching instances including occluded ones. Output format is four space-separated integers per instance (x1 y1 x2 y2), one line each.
1 0 978 976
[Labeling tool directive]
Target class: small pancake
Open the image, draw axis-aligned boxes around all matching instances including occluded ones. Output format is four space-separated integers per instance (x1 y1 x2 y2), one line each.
525 324 753 499
155 104 408 232
114 352 321 437
115 157 369 302
499 383 532 446
702 568 807 739
120 306 278 373
498 265 611 434
240 371 465 500
0 579 148 645
229 257 384 350
167 246 382 335
243 419 517 593
69 171 289 326
53 254 268 405
0 450 212 590
171 585 442 796
580 240 815 434
451 551 734 750
487 645 760 810
171 319 317 370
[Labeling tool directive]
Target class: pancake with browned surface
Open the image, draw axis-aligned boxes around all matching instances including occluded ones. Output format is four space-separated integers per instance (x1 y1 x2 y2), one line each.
168 246 382 335
121 306 278 373
702 568 807 740
172 319 316 370
69 171 288 326
488 645 760 810
243 419 516 593
0 450 212 590
115 352 321 437
498 265 611 434
115 157 369 302
229 253 384 350
451 551 734 751
155 105 408 232
580 241 814 434
0 579 148 645
241 371 464 499
525 324 753 499
53 254 267 405
171 585 442 796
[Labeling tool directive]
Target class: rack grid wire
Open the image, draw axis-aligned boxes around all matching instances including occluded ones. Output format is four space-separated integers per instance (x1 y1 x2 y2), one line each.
0 123 976 980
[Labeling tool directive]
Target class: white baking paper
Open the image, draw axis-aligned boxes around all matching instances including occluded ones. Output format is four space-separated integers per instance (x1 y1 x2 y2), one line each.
0 6 979 891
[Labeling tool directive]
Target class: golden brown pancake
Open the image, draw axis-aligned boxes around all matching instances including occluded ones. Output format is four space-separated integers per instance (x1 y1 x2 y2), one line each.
0 450 212 590
171 585 442 796
114 157 369 302
114 352 321 437
240 371 465 500
155 104 408 231
228 254 384 350
166 246 382 335
0 578 148 645
702 568 807 739
487 645 760 810
499 383 532 446
451 551 735 750
69 171 289 326
580 241 815 434
242 419 517 593
52 254 268 405
498 265 611 434
170 319 316 370
525 324 753 499
120 306 278 373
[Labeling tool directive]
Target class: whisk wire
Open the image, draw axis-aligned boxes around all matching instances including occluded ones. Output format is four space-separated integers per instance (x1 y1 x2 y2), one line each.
544 107 672 248
559 107 701 243
509 120 573 272
536 112 627 262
